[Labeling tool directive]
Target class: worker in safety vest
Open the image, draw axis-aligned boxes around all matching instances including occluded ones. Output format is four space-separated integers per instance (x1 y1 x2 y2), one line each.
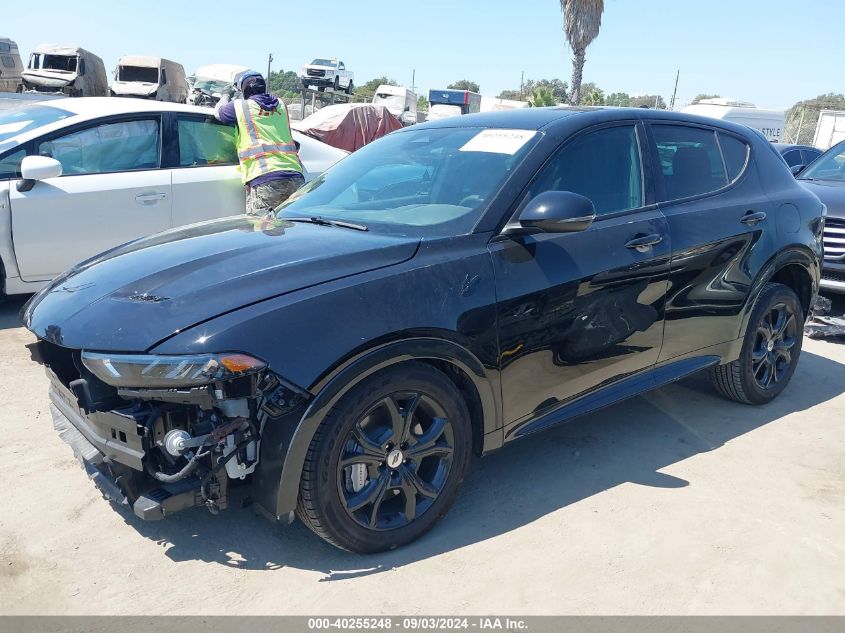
215 71 304 215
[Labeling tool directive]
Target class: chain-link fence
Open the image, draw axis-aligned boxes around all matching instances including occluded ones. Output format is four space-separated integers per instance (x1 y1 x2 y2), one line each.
783 97 845 147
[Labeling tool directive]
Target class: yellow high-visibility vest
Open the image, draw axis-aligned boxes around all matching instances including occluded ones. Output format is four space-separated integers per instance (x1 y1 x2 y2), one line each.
234 98 303 184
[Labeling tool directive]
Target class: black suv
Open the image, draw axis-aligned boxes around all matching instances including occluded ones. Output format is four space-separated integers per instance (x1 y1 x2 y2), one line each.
23 108 824 553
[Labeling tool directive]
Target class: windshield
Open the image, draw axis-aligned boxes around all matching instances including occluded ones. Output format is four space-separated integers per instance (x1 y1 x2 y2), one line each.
799 141 845 181
30 53 78 73
118 65 158 83
0 105 74 143
311 59 334 67
191 77 230 93
277 126 538 237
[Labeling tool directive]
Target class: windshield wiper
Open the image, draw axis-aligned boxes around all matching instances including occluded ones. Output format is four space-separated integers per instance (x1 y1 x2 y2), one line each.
283 216 368 231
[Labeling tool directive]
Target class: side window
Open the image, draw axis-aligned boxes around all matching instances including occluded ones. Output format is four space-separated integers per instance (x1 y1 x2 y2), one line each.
718 133 750 181
529 125 643 215
1 56 15 69
782 149 803 167
160 68 167 85
652 125 727 201
0 148 26 179
176 116 237 167
38 119 160 175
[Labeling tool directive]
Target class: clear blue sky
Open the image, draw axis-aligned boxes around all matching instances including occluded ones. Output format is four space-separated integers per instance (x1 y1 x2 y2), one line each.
5 0 842 109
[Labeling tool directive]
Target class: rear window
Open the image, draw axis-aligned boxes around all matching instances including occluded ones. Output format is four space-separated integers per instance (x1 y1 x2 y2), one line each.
651 125 728 201
781 149 803 167
719 133 750 181
1 55 15 69
0 105 74 143
118 66 159 83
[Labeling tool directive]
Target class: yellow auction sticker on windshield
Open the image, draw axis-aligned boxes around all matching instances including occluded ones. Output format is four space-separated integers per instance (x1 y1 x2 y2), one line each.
459 129 536 155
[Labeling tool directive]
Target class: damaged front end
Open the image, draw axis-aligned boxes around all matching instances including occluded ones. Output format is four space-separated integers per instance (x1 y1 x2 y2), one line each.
37 340 309 521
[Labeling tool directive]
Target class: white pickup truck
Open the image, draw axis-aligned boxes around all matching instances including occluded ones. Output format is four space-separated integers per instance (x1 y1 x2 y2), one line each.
300 58 353 94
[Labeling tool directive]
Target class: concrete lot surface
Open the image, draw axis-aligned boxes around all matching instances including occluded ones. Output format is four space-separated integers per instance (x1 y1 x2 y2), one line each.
1 294 843 615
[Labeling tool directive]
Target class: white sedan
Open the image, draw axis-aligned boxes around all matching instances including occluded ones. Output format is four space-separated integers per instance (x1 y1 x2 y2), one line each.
0 97 347 296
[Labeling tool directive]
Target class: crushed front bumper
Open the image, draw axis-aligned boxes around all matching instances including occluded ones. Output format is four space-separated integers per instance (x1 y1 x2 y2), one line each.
48 375 209 520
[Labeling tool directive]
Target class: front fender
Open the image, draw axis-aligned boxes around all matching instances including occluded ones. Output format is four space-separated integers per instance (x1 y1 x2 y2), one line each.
255 337 501 522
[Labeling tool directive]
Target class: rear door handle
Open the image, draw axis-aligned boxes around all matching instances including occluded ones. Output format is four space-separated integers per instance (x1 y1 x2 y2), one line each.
625 233 663 253
135 192 167 204
741 210 767 225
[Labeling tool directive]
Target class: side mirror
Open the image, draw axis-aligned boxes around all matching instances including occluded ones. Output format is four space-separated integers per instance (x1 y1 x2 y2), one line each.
508 191 595 234
790 164 804 177
17 156 62 192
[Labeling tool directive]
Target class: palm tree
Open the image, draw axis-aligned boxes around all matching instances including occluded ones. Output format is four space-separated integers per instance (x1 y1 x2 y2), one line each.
560 0 604 105
527 87 556 108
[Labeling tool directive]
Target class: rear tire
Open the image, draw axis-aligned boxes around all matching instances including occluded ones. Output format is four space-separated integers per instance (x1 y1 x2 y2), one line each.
296 362 471 552
346 81 354 95
710 282 803 405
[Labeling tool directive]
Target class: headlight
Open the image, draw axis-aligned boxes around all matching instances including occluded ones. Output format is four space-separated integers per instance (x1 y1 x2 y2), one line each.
81 352 267 388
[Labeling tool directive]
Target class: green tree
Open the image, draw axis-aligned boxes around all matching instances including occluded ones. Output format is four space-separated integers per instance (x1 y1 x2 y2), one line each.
353 76 397 102
527 87 556 107
691 93 721 105
629 94 667 109
498 79 567 103
447 80 480 93
582 86 605 106
267 69 301 98
605 91 631 107
561 0 605 105
785 93 845 145
497 89 524 100
417 95 428 112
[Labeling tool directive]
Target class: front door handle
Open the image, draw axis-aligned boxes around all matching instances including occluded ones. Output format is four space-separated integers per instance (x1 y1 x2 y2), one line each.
135 192 167 205
625 233 663 253
741 210 767 225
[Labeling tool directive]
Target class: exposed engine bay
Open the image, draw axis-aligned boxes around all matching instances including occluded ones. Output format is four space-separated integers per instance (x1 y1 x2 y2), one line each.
37 340 307 520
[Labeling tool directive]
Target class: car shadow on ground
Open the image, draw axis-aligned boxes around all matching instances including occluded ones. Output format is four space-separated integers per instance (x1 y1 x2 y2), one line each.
118 347 845 580
0 295 29 330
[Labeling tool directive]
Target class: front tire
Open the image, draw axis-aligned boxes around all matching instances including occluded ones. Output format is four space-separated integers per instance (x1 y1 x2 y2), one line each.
710 282 803 405
297 362 471 552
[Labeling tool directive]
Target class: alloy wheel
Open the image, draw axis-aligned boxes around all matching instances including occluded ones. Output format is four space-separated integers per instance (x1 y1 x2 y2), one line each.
337 391 454 530
751 302 797 390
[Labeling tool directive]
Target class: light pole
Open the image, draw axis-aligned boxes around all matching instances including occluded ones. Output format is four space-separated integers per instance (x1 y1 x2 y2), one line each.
267 53 273 83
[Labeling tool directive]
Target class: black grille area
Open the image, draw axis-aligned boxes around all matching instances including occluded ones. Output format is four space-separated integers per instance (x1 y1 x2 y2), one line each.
823 217 845 261
307 68 325 77
822 268 845 283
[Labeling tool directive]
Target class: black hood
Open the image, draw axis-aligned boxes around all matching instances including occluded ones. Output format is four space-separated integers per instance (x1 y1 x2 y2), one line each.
23 216 419 351
799 179 845 220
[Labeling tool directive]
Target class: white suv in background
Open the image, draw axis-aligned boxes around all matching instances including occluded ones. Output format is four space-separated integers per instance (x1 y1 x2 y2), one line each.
0 98 347 296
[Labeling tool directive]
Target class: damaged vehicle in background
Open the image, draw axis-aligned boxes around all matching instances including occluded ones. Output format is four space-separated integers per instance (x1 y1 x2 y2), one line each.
0 98 346 296
187 64 249 107
110 56 189 103
23 108 822 553
21 44 107 97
